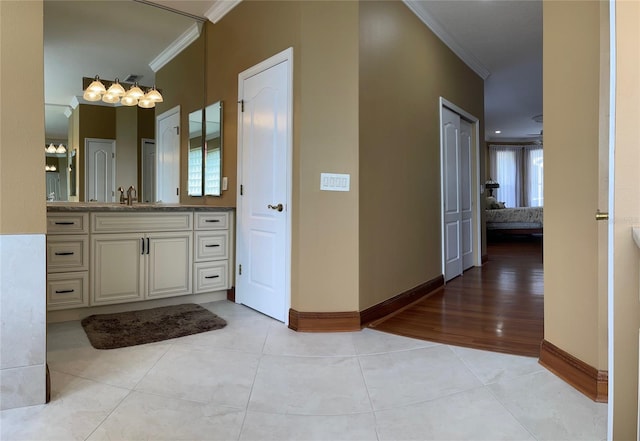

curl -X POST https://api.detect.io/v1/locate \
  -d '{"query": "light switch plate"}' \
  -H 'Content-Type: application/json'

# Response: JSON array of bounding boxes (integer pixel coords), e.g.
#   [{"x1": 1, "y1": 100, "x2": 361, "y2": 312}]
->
[
  {"x1": 320, "y1": 173, "x2": 350, "y2": 192},
  {"x1": 222, "y1": 177, "x2": 228, "y2": 191}
]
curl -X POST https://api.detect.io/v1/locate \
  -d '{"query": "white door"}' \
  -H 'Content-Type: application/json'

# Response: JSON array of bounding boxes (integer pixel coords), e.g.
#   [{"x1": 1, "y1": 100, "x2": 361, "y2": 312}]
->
[
  {"x1": 141, "y1": 138, "x2": 156, "y2": 203},
  {"x1": 85, "y1": 138, "x2": 115, "y2": 202},
  {"x1": 236, "y1": 48, "x2": 292, "y2": 322},
  {"x1": 156, "y1": 107, "x2": 180, "y2": 203},
  {"x1": 441, "y1": 107, "x2": 475, "y2": 282},
  {"x1": 460, "y1": 119, "x2": 474, "y2": 271}
]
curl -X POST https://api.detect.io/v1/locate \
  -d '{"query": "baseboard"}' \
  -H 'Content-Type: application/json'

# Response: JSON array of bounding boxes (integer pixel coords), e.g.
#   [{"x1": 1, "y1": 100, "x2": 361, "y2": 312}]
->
[
  {"x1": 227, "y1": 287, "x2": 235, "y2": 302},
  {"x1": 288, "y1": 309, "x2": 360, "y2": 332},
  {"x1": 359, "y1": 275, "x2": 444, "y2": 327},
  {"x1": 539, "y1": 339, "x2": 608, "y2": 402}
]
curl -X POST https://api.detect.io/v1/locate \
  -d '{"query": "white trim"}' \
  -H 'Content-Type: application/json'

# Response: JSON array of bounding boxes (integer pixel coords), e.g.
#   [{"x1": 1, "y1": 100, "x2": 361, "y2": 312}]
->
[
  {"x1": 607, "y1": 0, "x2": 616, "y2": 437},
  {"x1": 403, "y1": 0, "x2": 491, "y2": 80},
  {"x1": 237, "y1": 47, "x2": 293, "y2": 325},
  {"x1": 205, "y1": 0, "x2": 242, "y2": 24},
  {"x1": 439, "y1": 97, "x2": 482, "y2": 280},
  {"x1": 149, "y1": 22, "x2": 203, "y2": 73}
]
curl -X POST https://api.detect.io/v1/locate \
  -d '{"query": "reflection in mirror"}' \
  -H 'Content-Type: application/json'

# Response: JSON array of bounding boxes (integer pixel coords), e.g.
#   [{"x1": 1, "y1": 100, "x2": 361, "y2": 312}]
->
[
  {"x1": 187, "y1": 101, "x2": 223, "y2": 197},
  {"x1": 44, "y1": 1, "x2": 202, "y2": 202},
  {"x1": 204, "y1": 101, "x2": 223, "y2": 196},
  {"x1": 188, "y1": 109, "x2": 204, "y2": 196}
]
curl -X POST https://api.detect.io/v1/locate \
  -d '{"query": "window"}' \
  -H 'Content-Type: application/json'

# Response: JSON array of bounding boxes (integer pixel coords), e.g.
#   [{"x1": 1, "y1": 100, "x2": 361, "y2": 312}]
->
[{"x1": 489, "y1": 144, "x2": 543, "y2": 207}]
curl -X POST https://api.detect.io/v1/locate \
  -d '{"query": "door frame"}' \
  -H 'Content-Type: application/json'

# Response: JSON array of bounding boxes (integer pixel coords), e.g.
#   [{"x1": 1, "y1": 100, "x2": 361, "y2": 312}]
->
[
  {"x1": 439, "y1": 97, "x2": 482, "y2": 278},
  {"x1": 236, "y1": 47, "x2": 293, "y2": 325},
  {"x1": 84, "y1": 137, "x2": 116, "y2": 202},
  {"x1": 155, "y1": 105, "x2": 181, "y2": 204}
]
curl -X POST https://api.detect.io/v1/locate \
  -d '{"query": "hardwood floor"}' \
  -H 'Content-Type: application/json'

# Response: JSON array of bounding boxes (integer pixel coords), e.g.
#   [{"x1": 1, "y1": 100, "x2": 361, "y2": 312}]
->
[{"x1": 371, "y1": 236, "x2": 544, "y2": 357}]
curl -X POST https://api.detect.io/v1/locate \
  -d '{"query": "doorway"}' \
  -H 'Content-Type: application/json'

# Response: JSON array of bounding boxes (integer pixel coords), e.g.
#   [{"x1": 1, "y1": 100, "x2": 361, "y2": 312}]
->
[
  {"x1": 141, "y1": 138, "x2": 156, "y2": 203},
  {"x1": 156, "y1": 106, "x2": 180, "y2": 204},
  {"x1": 236, "y1": 48, "x2": 293, "y2": 323},
  {"x1": 440, "y1": 99, "x2": 481, "y2": 282},
  {"x1": 85, "y1": 138, "x2": 116, "y2": 202}
]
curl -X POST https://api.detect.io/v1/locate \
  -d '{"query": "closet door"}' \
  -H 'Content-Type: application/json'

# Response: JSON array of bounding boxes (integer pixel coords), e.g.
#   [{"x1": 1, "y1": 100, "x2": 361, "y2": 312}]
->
[
  {"x1": 460, "y1": 119, "x2": 473, "y2": 271},
  {"x1": 442, "y1": 107, "x2": 462, "y2": 281}
]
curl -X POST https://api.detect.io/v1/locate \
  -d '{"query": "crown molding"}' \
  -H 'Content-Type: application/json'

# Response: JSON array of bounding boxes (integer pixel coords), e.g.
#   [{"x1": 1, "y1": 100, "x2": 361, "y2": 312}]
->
[
  {"x1": 149, "y1": 22, "x2": 203, "y2": 73},
  {"x1": 402, "y1": 0, "x2": 491, "y2": 80},
  {"x1": 205, "y1": 0, "x2": 242, "y2": 24}
]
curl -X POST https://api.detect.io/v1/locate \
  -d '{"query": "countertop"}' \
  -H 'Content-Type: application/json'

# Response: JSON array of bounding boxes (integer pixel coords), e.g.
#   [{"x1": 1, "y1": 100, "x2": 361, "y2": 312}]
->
[{"x1": 47, "y1": 202, "x2": 234, "y2": 212}]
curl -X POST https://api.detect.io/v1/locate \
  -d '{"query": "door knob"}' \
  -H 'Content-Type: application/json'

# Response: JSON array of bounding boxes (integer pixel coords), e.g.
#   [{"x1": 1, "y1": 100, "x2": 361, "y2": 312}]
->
[
  {"x1": 595, "y1": 210, "x2": 609, "y2": 221},
  {"x1": 268, "y1": 203, "x2": 284, "y2": 212}
]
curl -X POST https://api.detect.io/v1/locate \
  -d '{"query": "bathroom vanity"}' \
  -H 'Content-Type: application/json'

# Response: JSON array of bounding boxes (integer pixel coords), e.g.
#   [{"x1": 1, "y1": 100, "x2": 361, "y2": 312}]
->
[{"x1": 46, "y1": 203, "x2": 234, "y2": 321}]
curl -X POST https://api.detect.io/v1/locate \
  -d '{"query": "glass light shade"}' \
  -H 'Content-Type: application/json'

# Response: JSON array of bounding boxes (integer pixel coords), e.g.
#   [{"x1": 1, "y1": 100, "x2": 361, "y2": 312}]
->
[
  {"x1": 138, "y1": 97, "x2": 155, "y2": 109},
  {"x1": 83, "y1": 89, "x2": 102, "y2": 101},
  {"x1": 45, "y1": 165, "x2": 51, "y2": 171},
  {"x1": 87, "y1": 76, "x2": 106, "y2": 94},
  {"x1": 145, "y1": 87, "x2": 163, "y2": 103},
  {"x1": 120, "y1": 95, "x2": 138, "y2": 106},
  {"x1": 46, "y1": 143, "x2": 57, "y2": 154},
  {"x1": 102, "y1": 92, "x2": 120, "y2": 104},
  {"x1": 106, "y1": 79, "x2": 125, "y2": 97},
  {"x1": 56, "y1": 144, "x2": 67, "y2": 154},
  {"x1": 125, "y1": 83, "x2": 144, "y2": 100}
]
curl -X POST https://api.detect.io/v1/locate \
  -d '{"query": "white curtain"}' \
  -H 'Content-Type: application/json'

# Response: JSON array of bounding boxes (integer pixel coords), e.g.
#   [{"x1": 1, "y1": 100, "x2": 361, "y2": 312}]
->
[{"x1": 489, "y1": 144, "x2": 543, "y2": 207}]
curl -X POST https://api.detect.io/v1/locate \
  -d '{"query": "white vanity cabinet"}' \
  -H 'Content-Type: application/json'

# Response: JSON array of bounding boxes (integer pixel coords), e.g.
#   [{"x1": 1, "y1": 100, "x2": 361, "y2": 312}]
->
[
  {"x1": 46, "y1": 213, "x2": 90, "y2": 310},
  {"x1": 90, "y1": 212, "x2": 193, "y2": 306},
  {"x1": 193, "y1": 211, "x2": 233, "y2": 293}
]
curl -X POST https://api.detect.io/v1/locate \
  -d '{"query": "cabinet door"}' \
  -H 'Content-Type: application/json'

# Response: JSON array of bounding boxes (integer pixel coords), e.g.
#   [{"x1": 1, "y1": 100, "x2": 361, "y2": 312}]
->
[
  {"x1": 92, "y1": 233, "x2": 145, "y2": 305},
  {"x1": 147, "y1": 231, "x2": 193, "y2": 299}
]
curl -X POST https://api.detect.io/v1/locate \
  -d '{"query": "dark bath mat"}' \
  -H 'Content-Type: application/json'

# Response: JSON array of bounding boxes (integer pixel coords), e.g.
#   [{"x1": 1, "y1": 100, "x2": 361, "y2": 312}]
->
[{"x1": 81, "y1": 303, "x2": 227, "y2": 349}]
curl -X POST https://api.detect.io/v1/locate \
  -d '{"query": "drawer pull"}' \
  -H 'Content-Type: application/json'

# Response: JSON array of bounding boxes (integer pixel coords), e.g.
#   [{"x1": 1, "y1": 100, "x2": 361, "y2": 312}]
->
[
  {"x1": 54, "y1": 251, "x2": 75, "y2": 256},
  {"x1": 205, "y1": 219, "x2": 221, "y2": 223},
  {"x1": 205, "y1": 244, "x2": 221, "y2": 248},
  {"x1": 54, "y1": 289, "x2": 75, "y2": 294},
  {"x1": 54, "y1": 221, "x2": 75, "y2": 225},
  {"x1": 205, "y1": 275, "x2": 220, "y2": 279}
]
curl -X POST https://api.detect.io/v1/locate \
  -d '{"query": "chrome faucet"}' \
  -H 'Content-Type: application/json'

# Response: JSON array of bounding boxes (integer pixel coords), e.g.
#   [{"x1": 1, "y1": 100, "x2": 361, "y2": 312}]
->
[
  {"x1": 118, "y1": 186, "x2": 126, "y2": 204},
  {"x1": 126, "y1": 186, "x2": 137, "y2": 206},
  {"x1": 118, "y1": 186, "x2": 137, "y2": 205}
]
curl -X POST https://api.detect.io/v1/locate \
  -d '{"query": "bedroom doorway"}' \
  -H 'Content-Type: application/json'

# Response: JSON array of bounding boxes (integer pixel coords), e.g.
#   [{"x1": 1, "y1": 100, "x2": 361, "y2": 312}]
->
[{"x1": 439, "y1": 98, "x2": 481, "y2": 282}]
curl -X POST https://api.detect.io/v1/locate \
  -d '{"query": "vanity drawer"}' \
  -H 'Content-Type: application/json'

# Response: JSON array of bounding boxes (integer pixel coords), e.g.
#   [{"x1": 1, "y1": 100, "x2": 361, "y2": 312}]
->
[
  {"x1": 194, "y1": 261, "x2": 228, "y2": 293},
  {"x1": 47, "y1": 213, "x2": 89, "y2": 234},
  {"x1": 47, "y1": 235, "x2": 89, "y2": 272},
  {"x1": 47, "y1": 271, "x2": 89, "y2": 310},
  {"x1": 194, "y1": 231, "x2": 229, "y2": 262},
  {"x1": 195, "y1": 212, "x2": 229, "y2": 230},
  {"x1": 92, "y1": 212, "x2": 193, "y2": 233}
]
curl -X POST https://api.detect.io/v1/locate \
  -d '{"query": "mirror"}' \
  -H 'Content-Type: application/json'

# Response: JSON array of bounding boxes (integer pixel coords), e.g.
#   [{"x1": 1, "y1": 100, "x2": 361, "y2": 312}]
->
[
  {"x1": 188, "y1": 102, "x2": 223, "y2": 196},
  {"x1": 204, "y1": 102, "x2": 223, "y2": 196},
  {"x1": 43, "y1": 1, "x2": 207, "y2": 202}
]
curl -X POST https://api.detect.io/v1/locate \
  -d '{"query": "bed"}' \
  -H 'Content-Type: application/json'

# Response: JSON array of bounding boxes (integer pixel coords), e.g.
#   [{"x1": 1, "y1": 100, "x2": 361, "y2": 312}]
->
[{"x1": 485, "y1": 202, "x2": 543, "y2": 235}]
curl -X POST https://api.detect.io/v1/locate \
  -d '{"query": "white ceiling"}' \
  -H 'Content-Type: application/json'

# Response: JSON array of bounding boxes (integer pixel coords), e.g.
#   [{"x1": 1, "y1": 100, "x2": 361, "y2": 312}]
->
[{"x1": 44, "y1": 0, "x2": 542, "y2": 143}]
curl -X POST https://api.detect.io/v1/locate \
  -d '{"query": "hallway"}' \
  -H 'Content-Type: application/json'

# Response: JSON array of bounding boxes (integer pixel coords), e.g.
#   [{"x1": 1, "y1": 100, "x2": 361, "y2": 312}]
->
[{"x1": 372, "y1": 237, "x2": 544, "y2": 357}]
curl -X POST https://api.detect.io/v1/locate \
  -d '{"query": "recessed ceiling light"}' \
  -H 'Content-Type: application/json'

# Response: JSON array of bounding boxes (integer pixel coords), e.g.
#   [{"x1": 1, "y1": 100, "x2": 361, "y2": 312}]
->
[{"x1": 495, "y1": 130, "x2": 501, "y2": 134}]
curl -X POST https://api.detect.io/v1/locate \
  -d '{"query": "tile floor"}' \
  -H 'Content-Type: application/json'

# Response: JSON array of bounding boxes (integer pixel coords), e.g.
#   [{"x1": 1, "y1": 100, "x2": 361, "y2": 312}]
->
[{"x1": 1, "y1": 300, "x2": 607, "y2": 441}]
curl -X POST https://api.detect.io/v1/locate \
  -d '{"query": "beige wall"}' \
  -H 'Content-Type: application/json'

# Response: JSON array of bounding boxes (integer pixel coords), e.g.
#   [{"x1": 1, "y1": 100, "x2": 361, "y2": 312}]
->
[
  {"x1": 543, "y1": 0, "x2": 603, "y2": 369},
  {"x1": 358, "y1": 1, "x2": 484, "y2": 309},
  {"x1": 203, "y1": 1, "x2": 360, "y2": 311},
  {"x1": 0, "y1": 0, "x2": 46, "y2": 234},
  {"x1": 156, "y1": 29, "x2": 206, "y2": 205},
  {"x1": 611, "y1": 0, "x2": 640, "y2": 437},
  {"x1": 116, "y1": 106, "x2": 138, "y2": 190}
]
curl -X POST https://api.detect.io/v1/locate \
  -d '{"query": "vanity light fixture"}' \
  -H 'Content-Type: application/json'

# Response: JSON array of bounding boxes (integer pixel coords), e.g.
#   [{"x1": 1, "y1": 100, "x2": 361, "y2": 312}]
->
[
  {"x1": 82, "y1": 76, "x2": 163, "y2": 109},
  {"x1": 46, "y1": 143, "x2": 57, "y2": 154},
  {"x1": 56, "y1": 144, "x2": 67, "y2": 154}
]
